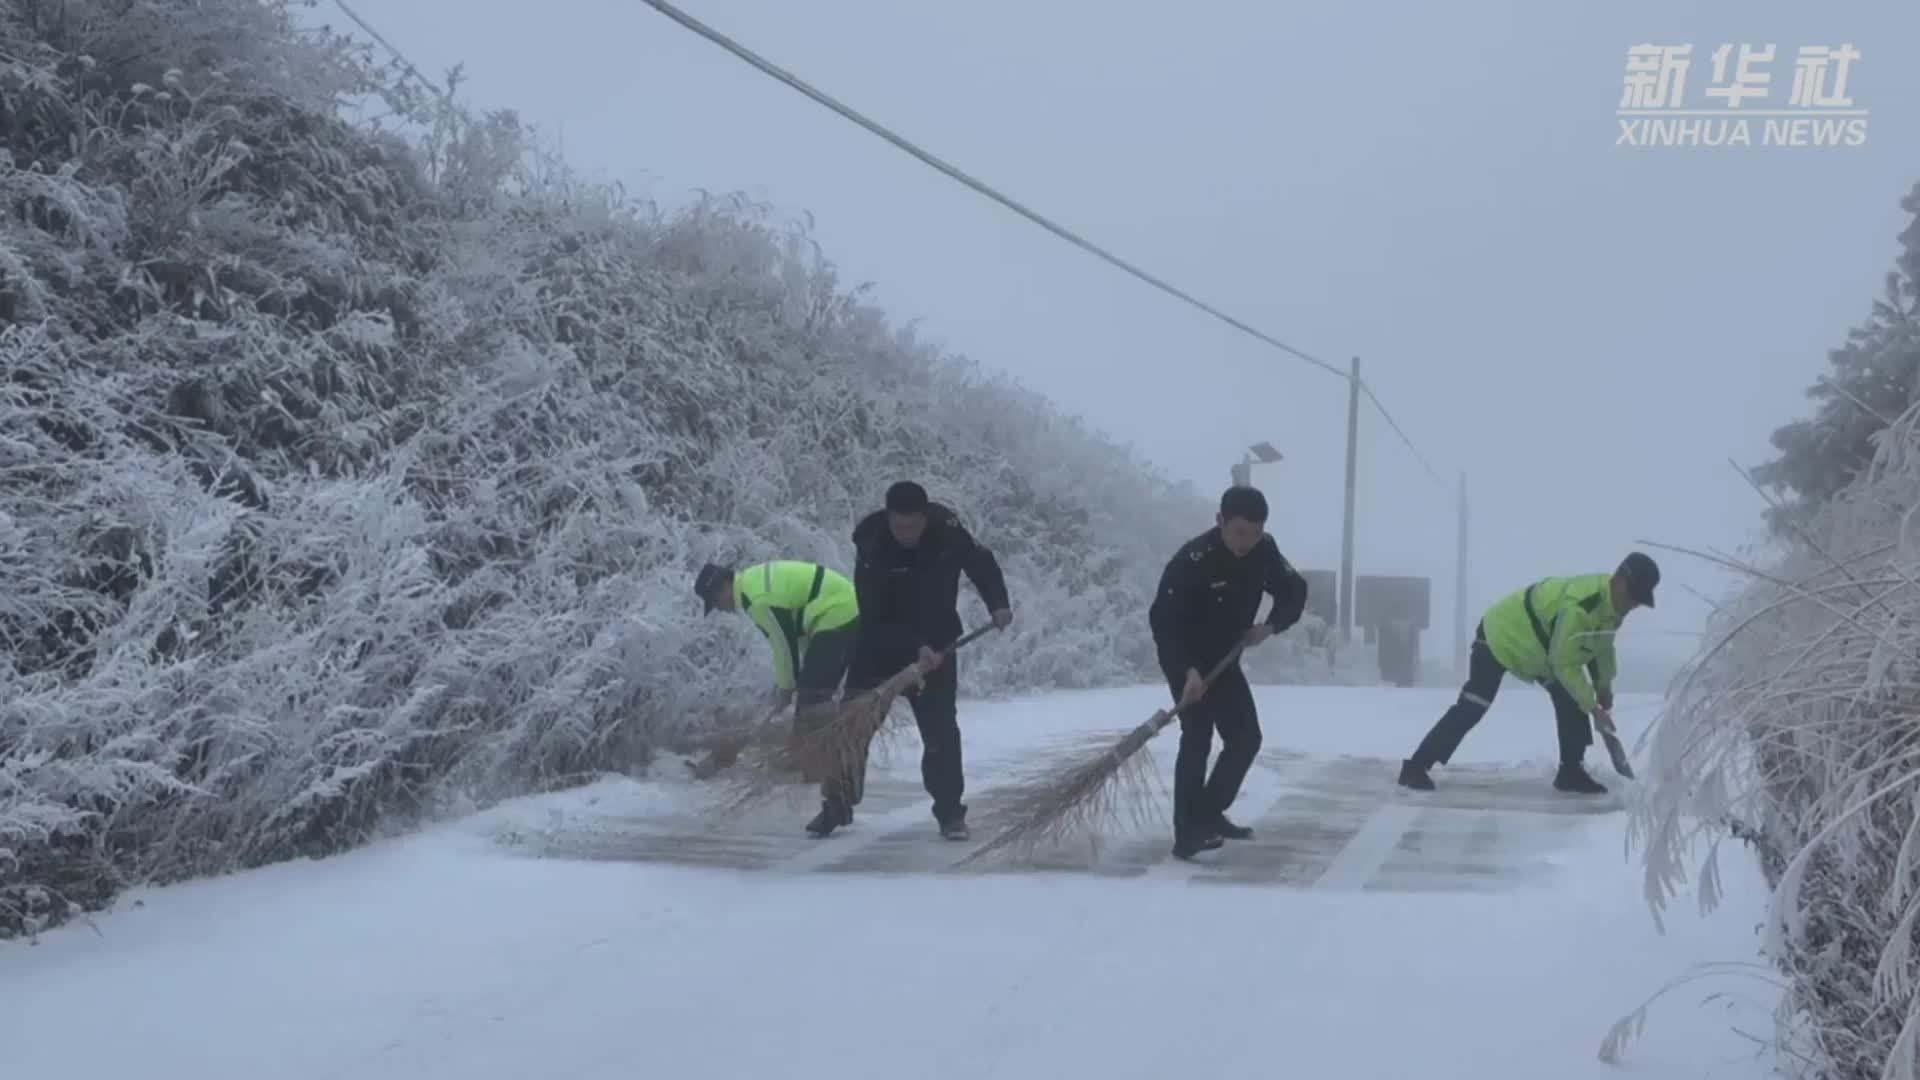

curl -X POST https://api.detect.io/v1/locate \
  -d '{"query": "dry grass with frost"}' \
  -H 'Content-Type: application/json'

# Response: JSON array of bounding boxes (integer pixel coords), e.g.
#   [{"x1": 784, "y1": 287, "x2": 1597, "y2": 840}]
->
[{"x1": 1609, "y1": 404, "x2": 1920, "y2": 1080}]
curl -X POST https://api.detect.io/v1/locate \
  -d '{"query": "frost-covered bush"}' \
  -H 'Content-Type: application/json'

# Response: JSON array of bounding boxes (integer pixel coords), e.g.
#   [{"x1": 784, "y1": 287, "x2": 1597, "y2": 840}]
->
[
  {"x1": 0, "y1": 0, "x2": 1244, "y2": 936},
  {"x1": 1241, "y1": 615, "x2": 1381, "y2": 686},
  {"x1": 1628, "y1": 402, "x2": 1920, "y2": 1080}
]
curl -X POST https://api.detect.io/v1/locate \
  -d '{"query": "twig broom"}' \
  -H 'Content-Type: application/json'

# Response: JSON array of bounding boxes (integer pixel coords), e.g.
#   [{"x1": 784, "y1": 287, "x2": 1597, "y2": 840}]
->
[
  {"x1": 959, "y1": 646, "x2": 1245, "y2": 867},
  {"x1": 683, "y1": 701, "x2": 787, "y2": 780},
  {"x1": 707, "y1": 624, "x2": 996, "y2": 816}
]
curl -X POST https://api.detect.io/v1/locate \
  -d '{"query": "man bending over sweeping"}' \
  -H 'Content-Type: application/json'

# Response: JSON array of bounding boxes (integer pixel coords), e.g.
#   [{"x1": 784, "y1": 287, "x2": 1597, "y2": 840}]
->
[
  {"x1": 1396, "y1": 552, "x2": 1660, "y2": 796},
  {"x1": 694, "y1": 559, "x2": 861, "y2": 832},
  {"x1": 1149, "y1": 485, "x2": 1310, "y2": 859}
]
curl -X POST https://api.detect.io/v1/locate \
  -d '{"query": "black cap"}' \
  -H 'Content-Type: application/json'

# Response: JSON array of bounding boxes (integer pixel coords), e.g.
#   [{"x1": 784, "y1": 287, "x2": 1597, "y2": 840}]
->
[
  {"x1": 693, "y1": 562, "x2": 733, "y2": 614},
  {"x1": 885, "y1": 480, "x2": 929, "y2": 514},
  {"x1": 1619, "y1": 551, "x2": 1659, "y2": 608}
]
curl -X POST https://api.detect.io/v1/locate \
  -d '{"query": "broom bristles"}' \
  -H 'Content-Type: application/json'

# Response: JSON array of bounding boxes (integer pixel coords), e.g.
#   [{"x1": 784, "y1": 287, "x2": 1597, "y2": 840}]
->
[
  {"x1": 958, "y1": 643, "x2": 1245, "y2": 868},
  {"x1": 693, "y1": 627, "x2": 997, "y2": 813},
  {"x1": 679, "y1": 698, "x2": 779, "y2": 778},
  {"x1": 703, "y1": 662, "x2": 927, "y2": 817},
  {"x1": 959, "y1": 712, "x2": 1175, "y2": 867}
]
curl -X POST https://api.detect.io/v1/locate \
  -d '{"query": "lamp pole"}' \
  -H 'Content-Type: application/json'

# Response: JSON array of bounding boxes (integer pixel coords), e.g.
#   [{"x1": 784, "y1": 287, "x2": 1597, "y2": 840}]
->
[
  {"x1": 1340, "y1": 356, "x2": 1360, "y2": 643},
  {"x1": 1454, "y1": 471, "x2": 1469, "y2": 678}
]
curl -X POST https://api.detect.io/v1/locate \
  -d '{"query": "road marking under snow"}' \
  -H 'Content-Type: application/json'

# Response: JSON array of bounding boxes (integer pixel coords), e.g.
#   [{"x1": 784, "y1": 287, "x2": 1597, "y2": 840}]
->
[
  {"x1": 501, "y1": 750, "x2": 1618, "y2": 892},
  {"x1": 1137, "y1": 753, "x2": 1302, "y2": 883},
  {"x1": 1312, "y1": 801, "x2": 1424, "y2": 891}
]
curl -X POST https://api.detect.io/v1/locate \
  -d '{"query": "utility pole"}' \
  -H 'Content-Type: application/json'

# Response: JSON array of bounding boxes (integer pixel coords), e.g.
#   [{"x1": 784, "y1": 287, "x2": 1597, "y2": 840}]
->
[
  {"x1": 1454, "y1": 471, "x2": 1469, "y2": 678},
  {"x1": 1339, "y1": 356, "x2": 1360, "y2": 642}
]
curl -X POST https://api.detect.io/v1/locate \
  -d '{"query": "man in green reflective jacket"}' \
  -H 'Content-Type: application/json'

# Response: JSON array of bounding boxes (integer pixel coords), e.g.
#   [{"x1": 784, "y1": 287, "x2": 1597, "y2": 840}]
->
[
  {"x1": 695, "y1": 559, "x2": 863, "y2": 834},
  {"x1": 1397, "y1": 552, "x2": 1660, "y2": 795}
]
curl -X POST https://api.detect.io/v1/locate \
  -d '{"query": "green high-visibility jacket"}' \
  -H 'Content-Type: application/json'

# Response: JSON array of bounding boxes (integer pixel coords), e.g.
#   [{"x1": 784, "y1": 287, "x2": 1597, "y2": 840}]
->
[
  {"x1": 1480, "y1": 572, "x2": 1619, "y2": 715},
  {"x1": 731, "y1": 560, "x2": 859, "y2": 691}
]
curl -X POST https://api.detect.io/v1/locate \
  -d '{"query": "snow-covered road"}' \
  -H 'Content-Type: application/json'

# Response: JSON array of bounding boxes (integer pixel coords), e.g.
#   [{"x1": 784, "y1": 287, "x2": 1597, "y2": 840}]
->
[{"x1": 1, "y1": 684, "x2": 1780, "y2": 1080}]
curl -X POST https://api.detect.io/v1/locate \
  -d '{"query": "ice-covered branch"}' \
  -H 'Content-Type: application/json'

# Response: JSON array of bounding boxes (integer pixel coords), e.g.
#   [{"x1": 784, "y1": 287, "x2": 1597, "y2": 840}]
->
[{"x1": 1628, "y1": 402, "x2": 1920, "y2": 1080}]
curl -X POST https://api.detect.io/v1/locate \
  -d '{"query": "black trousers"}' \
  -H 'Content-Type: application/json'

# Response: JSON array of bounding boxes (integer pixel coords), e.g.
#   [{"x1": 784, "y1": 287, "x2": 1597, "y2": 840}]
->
[
  {"x1": 791, "y1": 621, "x2": 858, "y2": 802},
  {"x1": 794, "y1": 621, "x2": 858, "y2": 709},
  {"x1": 1159, "y1": 657, "x2": 1262, "y2": 832},
  {"x1": 1408, "y1": 622, "x2": 1592, "y2": 769},
  {"x1": 845, "y1": 641, "x2": 965, "y2": 824}
]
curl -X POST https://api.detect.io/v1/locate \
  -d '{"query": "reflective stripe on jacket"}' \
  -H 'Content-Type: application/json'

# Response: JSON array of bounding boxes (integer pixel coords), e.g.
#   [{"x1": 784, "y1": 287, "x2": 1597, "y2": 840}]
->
[
  {"x1": 1480, "y1": 572, "x2": 1618, "y2": 714},
  {"x1": 734, "y1": 560, "x2": 859, "y2": 690}
]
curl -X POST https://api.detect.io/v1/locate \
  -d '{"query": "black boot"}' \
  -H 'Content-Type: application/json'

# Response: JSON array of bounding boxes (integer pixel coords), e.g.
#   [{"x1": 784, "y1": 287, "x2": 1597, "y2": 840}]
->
[
  {"x1": 1172, "y1": 828, "x2": 1226, "y2": 860},
  {"x1": 1553, "y1": 763, "x2": 1607, "y2": 795},
  {"x1": 806, "y1": 798, "x2": 853, "y2": 838},
  {"x1": 1398, "y1": 758, "x2": 1436, "y2": 791},
  {"x1": 937, "y1": 804, "x2": 970, "y2": 841},
  {"x1": 1200, "y1": 812, "x2": 1253, "y2": 840}
]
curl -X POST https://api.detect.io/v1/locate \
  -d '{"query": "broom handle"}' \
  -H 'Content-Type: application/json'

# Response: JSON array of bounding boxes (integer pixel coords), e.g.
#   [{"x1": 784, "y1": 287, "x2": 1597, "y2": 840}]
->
[
  {"x1": 908, "y1": 624, "x2": 992, "y2": 676},
  {"x1": 877, "y1": 624, "x2": 997, "y2": 690},
  {"x1": 910, "y1": 618, "x2": 998, "y2": 668},
  {"x1": 1156, "y1": 646, "x2": 1246, "y2": 729},
  {"x1": 944, "y1": 623, "x2": 994, "y2": 655},
  {"x1": 798, "y1": 625, "x2": 993, "y2": 711}
]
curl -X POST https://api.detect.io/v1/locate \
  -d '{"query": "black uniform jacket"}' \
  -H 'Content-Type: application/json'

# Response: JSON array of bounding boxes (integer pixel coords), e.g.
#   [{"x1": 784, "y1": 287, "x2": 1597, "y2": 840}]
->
[
  {"x1": 852, "y1": 502, "x2": 1011, "y2": 655},
  {"x1": 1149, "y1": 527, "x2": 1309, "y2": 675}
]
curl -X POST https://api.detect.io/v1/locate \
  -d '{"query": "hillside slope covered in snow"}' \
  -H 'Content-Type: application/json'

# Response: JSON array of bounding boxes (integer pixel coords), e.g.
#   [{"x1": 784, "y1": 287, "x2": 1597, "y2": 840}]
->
[{"x1": 0, "y1": 0, "x2": 1355, "y2": 936}]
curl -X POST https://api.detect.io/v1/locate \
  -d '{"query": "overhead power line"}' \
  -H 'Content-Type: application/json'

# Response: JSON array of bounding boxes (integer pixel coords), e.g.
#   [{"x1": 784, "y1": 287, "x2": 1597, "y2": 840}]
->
[
  {"x1": 1360, "y1": 379, "x2": 1441, "y2": 485},
  {"x1": 628, "y1": 0, "x2": 1349, "y2": 380},
  {"x1": 335, "y1": 0, "x2": 1448, "y2": 491},
  {"x1": 330, "y1": 0, "x2": 439, "y2": 98},
  {"x1": 630, "y1": 0, "x2": 1448, "y2": 488}
]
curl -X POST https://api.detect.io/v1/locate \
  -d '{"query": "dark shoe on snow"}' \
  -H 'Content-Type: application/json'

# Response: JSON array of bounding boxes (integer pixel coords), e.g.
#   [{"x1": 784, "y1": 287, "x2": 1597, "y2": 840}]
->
[
  {"x1": 1202, "y1": 814, "x2": 1253, "y2": 840},
  {"x1": 804, "y1": 809, "x2": 837, "y2": 838},
  {"x1": 1553, "y1": 764, "x2": 1608, "y2": 795},
  {"x1": 1172, "y1": 831, "x2": 1226, "y2": 860},
  {"x1": 935, "y1": 803, "x2": 969, "y2": 841},
  {"x1": 933, "y1": 803, "x2": 975, "y2": 837},
  {"x1": 1398, "y1": 759, "x2": 1436, "y2": 791},
  {"x1": 806, "y1": 799, "x2": 853, "y2": 838}
]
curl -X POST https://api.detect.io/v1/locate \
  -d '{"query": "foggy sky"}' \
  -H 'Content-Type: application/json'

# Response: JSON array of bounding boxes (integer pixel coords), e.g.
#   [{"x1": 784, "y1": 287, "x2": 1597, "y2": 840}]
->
[{"x1": 330, "y1": 0, "x2": 1920, "y2": 668}]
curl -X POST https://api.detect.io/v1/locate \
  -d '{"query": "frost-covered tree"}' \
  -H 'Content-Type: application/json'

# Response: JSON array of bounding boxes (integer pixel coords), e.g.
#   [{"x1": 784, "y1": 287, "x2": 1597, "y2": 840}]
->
[
  {"x1": 1750, "y1": 182, "x2": 1920, "y2": 539},
  {"x1": 1626, "y1": 403, "x2": 1920, "y2": 1080},
  {"x1": 1610, "y1": 172, "x2": 1920, "y2": 1080},
  {"x1": 0, "y1": 0, "x2": 1353, "y2": 938}
]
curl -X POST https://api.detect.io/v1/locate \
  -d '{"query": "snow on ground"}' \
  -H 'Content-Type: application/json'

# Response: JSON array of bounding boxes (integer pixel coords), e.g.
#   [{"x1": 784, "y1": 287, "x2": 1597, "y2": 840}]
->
[{"x1": 1, "y1": 683, "x2": 1781, "y2": 1080}]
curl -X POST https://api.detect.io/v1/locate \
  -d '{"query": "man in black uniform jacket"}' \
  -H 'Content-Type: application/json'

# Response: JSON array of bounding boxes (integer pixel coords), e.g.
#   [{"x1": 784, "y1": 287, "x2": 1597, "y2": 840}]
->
[
  {"x1": 831, "y1": 480, "x2": 1012, "y2": 841},
  {"x1": 1149, "y1": 485, "x2": 1309, "y2": 859}
]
